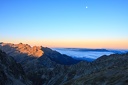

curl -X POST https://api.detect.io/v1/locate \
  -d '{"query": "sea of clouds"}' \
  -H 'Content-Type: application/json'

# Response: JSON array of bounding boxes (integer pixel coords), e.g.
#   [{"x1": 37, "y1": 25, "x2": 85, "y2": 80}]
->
[{"x1": 52, "y1": 48, "x2": 128, "y2": 61}]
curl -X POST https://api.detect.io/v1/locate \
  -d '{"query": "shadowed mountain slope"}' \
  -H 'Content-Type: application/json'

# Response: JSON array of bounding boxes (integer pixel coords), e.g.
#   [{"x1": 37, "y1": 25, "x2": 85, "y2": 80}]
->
[
  {"x1": 0, "y1": 50, "x2": 31, "y2": 85},
  {"x1": 63, "y1": 53, "x2": 128, "y2": 85}
]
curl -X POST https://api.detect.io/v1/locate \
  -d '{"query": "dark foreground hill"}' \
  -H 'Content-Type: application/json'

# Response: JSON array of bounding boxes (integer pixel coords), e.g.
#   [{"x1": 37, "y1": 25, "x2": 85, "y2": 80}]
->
[
  {"x1": 63, "y1": 53, "x2": 128, "y2": 85},
  {"x1": 0, "y1": 42, "x2": 128, "y2": 85},
  {"x1": 0, "y1": 50, "x2": 31, "y2": 85}
]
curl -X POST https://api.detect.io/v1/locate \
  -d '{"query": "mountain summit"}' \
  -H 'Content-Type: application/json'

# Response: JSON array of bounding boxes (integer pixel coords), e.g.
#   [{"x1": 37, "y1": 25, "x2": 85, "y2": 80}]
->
[{"x1": 0, "y1": 43, "x2": 43, "y2": 58}]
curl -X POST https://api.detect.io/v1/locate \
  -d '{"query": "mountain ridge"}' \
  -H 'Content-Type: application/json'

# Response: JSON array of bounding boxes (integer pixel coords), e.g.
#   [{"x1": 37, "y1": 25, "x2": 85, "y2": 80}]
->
[
  {"x1": 0, "y1": 42, "x2": 80, "y2": 65},
  {"x1": 1, "y1": 42, "x2": 128, "y2": 85}
]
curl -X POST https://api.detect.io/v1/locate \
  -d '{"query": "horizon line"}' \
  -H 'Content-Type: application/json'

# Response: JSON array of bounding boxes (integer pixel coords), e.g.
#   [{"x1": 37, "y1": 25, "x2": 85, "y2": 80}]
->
[{"x1": 1, "y1": 42, "x2": 128, "y2": 50}]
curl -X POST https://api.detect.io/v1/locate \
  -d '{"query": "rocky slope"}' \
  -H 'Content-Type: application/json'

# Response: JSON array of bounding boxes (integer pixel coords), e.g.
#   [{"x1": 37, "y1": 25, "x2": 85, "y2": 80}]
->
[
  {"x1": 1, "y1": 42, "x2": 128, "y2": 85},
  {"x1": 63, "y1": 53, "x2": 128, "y2": 85},
  {"x1": 26, "y1": 53, "x2": 128, "y2": 85},
  {"x1": 0, "y1": 50, "x2": 31, "y2": 85},
  {"x1": 42, "y1": 47, "x2": 80, "y2": 65}
]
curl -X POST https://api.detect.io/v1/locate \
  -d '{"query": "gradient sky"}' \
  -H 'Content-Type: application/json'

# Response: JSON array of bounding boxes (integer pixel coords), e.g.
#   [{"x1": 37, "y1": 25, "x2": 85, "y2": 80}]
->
[{"x1": 0, "y1": 0, "x2": 128, "y2": 49}]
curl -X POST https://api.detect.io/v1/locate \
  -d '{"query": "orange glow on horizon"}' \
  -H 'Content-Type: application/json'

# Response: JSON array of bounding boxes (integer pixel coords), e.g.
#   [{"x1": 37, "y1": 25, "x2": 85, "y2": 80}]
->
[
  {"x1": 1, "y1": 39, "x2": 128, "y2": 49},
  {"x1": 41, "y1": 40, "x2": 128, "y2": 49}
]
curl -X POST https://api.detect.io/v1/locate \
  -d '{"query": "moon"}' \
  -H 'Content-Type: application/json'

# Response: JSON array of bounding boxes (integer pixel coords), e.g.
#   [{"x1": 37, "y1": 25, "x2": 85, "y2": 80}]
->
[{"x1": 86, "y1": 6, "x2": 88, "y2": 9}]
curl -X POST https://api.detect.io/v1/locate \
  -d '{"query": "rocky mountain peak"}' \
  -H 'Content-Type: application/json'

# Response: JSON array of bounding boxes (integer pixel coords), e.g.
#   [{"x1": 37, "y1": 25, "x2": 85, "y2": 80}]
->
[{"x1": 0, "y1": 42, "x2": 43, "y2": 58}]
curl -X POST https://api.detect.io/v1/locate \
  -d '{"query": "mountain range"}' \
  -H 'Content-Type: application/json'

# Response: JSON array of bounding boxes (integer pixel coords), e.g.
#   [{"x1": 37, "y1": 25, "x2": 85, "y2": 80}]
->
[{"x1": 0, "y1": 42, "x2": 128, "y2": 85}]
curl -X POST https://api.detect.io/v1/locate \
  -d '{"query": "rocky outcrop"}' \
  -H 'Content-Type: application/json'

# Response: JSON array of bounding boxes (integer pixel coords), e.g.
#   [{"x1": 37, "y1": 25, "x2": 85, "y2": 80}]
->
[
  {"x1": 0, "y1": 50, "x2": 31, "y2": 85},
  {"x1": 0, "y1": 43, "x2": 43, "y2": 58}
]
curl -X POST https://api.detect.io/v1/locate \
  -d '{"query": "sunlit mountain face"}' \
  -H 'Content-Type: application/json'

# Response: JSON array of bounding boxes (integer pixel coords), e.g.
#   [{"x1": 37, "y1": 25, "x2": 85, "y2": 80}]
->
[{"x1": 52, "y1": 48, "x2": 128, "y2": 61}]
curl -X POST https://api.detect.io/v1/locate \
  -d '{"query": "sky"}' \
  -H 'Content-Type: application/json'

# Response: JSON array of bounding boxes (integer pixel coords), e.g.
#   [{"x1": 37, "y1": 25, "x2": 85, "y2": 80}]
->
[{"x1": 0, "y1": 0, "x2": 128, "y2": 49}]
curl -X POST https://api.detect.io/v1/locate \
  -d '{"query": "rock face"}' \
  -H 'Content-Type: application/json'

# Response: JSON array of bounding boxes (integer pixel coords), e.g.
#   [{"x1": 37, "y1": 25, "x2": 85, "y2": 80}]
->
[
  {"x1": 0, "y1": 50, "x2": 31, "y2": 85},
  {"x1": 0, "y1": 43, "x2": 43, "y2": 58}
]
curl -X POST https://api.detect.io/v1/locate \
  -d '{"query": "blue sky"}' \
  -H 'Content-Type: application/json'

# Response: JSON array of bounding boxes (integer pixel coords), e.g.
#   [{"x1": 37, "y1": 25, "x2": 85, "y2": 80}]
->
[{"x1": 0, "y1": 0, "x2": 128, "y2": 48}]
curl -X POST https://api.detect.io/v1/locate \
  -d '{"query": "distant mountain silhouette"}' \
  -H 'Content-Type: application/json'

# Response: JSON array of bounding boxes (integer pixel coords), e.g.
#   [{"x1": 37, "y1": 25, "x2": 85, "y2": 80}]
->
[
  {"x1": 65, "y1": 48, "x2": 109, "y2": 52},
  {"x1": 53, "y1": 48, "x2": 128, "y2": 61}
]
